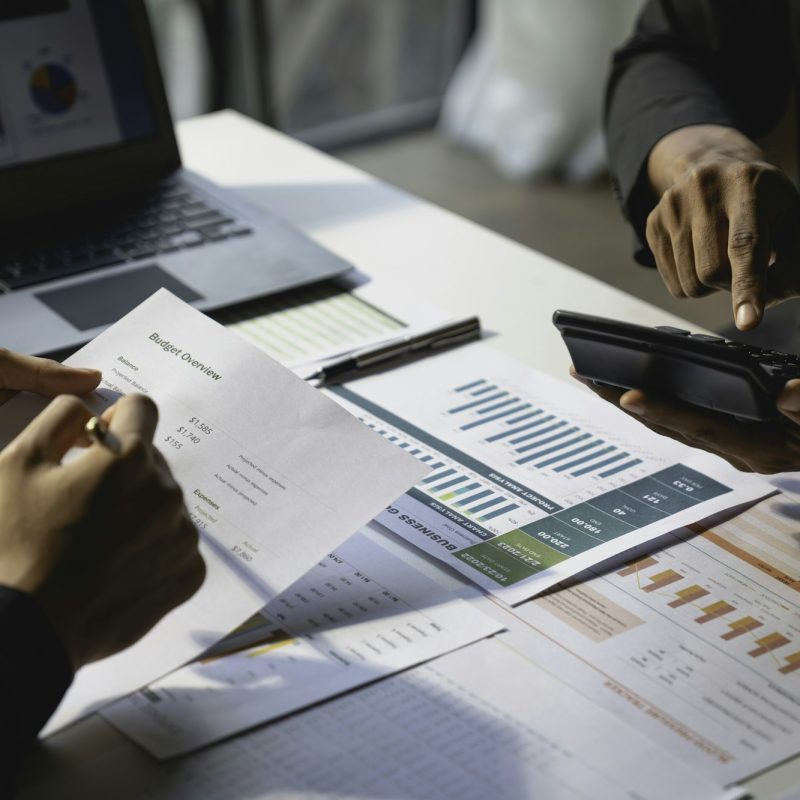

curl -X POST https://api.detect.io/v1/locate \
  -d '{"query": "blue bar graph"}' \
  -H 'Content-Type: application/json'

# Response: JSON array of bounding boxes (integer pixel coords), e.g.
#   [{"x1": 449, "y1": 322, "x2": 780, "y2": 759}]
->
[
  {"x1": 486, "y1": 416, "x2": 553, "y2": 443},
  {"x1": 454, "y1": 489, "x2": 493, "y2": 507},
  {"x1": 513, "y1": 424, "x2": 573, "y2": 449},
  {"x1": 420, "y1": 455, "x2": 433, "y2": 462},
  {"x1": 477, "y1": 397, "x2": 519, "y2": 415},
  {"x1": 506, "y1": 409, "x2": 542, "y2": 425},
  {"x1": 455, "y1": 379, "x2": 486, "y2": 392},
  {"x1": 452, "y1": 482, "x2": 480, "y2": 495},
  {"x1": 399, "y1": 442, "x2": 410, "y2": 448},
  {"x1": 479, "y1": 503, "x2": 519, "y2": 522},
  {"x1": 448, "y1": 391, "x2": 508, "y2": 414},
  {"x1": 572, "y1": 451, "x2": 627, "y2": 477},
  {"x1": 471, "y1": 384, "x2": 498, "y2": 396},
  {"x1": 468, "y1": 497, "x2": 504, "y2": 514},
  {"x1": 432, "y1": 475, "x2": 468, "y2": 491},
  {"x1": 461, "y1": 404, "x2": 532, "y2": 431},
  {"x1": 410, "y1": 449, "x2": 421, "y2": 455},
  {"x1": 600, "y1": 458, "x2": 643, "y2": 478},
  {"x1": 422, "y1": 468, "x2": 455, "y2": 484},
  {"x1": 536, "y1": 440, "x2": 604, "y2": 469},
  {"x1": 516, "y1": 433, "x2": 590, "y2": 465},
  {"x1": 555, "y1": 445, "x2": 616, "y2": 473},
  {"x1": 388, "y1": 436, "x2": 398, "y2": 442},
  {"x1": 429, "y1": 462, "x2": 444, "y2": 470}
]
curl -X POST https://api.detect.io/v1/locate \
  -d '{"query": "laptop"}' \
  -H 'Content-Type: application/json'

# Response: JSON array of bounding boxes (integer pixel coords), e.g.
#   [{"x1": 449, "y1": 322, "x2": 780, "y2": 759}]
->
[{"x1": 0, "y1": 0, "x2": 352, "y2": 356}]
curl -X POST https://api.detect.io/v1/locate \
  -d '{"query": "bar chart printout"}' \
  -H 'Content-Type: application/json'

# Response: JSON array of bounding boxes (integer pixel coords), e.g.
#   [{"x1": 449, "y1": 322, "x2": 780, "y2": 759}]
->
[
  {"x1": 329, "y1": 343, "x2": 771, "y2": 603},
  {"x1": 511, "y1": 501, "x2": 800, "y2": 785}
]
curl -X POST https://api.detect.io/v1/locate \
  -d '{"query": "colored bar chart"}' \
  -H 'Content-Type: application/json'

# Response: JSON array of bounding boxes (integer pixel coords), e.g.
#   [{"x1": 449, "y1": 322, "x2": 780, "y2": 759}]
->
[
  {"x1": 642, "y1": 569, "x2": 683, "y2": 593},
  {"x1": 721, "y1": 616, "x2": 762, "y2": 640},
  {"x1": 748, "y1": 633, "x2": 791, "y2": 657},
  {"x1": 695, "y1": 601, "x2": 735, "y2": 624},
  {"x1": 779, "y1": 652, "x2": 800, "y2": 675},
  {"x1": 668, "y1": 585, "x2": 710, "y2": 608},
  {"x1": 444, "y1": 377, "x2": 650, "y2": 483},
  {"x1": 617, "y1": 556, "x2": 658, "y2": 577}
]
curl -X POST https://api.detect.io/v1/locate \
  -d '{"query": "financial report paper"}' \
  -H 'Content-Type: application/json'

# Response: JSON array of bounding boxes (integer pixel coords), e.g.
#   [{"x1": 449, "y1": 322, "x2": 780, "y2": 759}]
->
[
  {"x1": 21, "y1": 639, "x2": 745, "y2": 800},
  {"x1": 101, "y1": 523, "x2": 502, "y2": 757},
  {"x1": 0, "y1": 290, "x2": 427, "y2": 732},
  {"x1": 329, "y1": 342, "x2": 772, "y2": 604},
  {"x1": 502, "y1": 492, "x2": 800, "y2": 785}
]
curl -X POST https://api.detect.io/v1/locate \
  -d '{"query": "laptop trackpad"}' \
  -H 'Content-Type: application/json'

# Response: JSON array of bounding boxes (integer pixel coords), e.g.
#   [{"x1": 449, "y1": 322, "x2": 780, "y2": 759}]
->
[{"x1": 37, "y1": 266, "x2": 204, "y2": 331}]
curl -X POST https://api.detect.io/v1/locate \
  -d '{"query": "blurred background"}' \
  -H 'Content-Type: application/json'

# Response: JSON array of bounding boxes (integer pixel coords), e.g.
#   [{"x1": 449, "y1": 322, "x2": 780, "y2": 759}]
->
[{"x1": 144, "y1": 0, "x2": 794, "y2": 335}]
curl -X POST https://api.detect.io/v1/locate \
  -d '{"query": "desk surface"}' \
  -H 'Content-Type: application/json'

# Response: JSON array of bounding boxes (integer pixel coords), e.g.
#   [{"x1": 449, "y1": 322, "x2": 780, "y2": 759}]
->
[{"x1": 20, "y1": 110, "x2": 800, "y2": 799}]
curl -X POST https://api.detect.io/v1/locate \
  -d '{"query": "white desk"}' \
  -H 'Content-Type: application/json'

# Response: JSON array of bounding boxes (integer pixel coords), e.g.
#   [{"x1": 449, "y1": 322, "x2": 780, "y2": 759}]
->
[{"x1": 19, "y1": 110, "x2": 800, "y2": 799}]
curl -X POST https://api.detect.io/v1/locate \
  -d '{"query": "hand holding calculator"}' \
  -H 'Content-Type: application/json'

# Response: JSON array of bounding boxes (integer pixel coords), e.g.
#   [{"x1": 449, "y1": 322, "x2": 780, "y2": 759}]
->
[{"x1": 553, "y1": 310, "x2": 800, "y2": 474}]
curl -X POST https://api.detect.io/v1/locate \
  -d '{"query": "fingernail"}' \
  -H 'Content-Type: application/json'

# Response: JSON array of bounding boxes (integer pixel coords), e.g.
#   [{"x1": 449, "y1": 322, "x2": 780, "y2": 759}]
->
[
  {"x1": 778, "y1": 380, "x2": 800, "y2": 412},
  {"x1": 620, "y1": 396, "x2": 644, "y2": 415},
  {"x1": 735, "y1": 302, "x2": 759, "y2": 330}
]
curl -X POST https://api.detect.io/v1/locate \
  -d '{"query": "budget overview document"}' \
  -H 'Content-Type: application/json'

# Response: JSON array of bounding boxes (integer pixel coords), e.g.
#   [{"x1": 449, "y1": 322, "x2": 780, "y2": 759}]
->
[{"x1": 0, "y1": 290, "x2": 428, "y2": 732}]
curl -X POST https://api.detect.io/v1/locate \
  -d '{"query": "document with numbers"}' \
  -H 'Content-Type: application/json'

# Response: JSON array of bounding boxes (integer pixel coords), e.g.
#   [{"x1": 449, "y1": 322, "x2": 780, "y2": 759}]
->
[
  {"x1": 329, "y1": 343, "x2": 773, "y2": 604},
  {"x1": 102, "y1": 523, "x2": 502, "y2": 757},
  {"x1": 0, "y1": 289, "x2": 428, "y2": 733}
]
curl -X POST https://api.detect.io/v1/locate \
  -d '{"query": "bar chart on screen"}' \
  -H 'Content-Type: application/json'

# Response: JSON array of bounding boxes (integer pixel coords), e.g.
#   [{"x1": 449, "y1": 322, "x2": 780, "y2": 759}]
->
[{"x1": 328, "y1": 343, "x2": 769, "y2": 604}]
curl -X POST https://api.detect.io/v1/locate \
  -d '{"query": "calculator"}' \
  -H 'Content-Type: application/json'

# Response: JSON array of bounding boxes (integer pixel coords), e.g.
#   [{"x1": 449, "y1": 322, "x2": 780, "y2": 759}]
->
[{"x1": 553, "y1": 310, "x2": 800, "y2": 422}]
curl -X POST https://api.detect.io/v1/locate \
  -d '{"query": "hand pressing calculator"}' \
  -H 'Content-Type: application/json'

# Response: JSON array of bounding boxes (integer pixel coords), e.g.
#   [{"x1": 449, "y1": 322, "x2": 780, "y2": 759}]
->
[{"x1": 553, "y1": 310, "x2": 800, "y2": 422}]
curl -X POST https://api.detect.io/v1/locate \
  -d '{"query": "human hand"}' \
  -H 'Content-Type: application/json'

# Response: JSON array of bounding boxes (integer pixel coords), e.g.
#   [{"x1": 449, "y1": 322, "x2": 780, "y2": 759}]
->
[
  {"x1": 0, "y1": 393, "x2": 206, "y2": 669},
  {"x1": 646, "y1": 125, "x2": 800, "y2": 331},
  {"x1": 0, "y1": 347, "x2": 102, "y2": 406},
  {"x1": 571, "y1": 367, "x2": 800, "y2": 474}
]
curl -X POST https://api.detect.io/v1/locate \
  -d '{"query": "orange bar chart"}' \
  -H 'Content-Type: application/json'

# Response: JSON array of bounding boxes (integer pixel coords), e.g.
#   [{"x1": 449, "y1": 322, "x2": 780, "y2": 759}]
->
[
  {"x1": 617, "y1": 556, "x2": 658, "y2": 577},
  {"x1": 642, "y1": 569, "x2": 683, "y2": 593},
  {"x1": 721, "y1": 616, "x2": 762, "y2": 641},
  {"x1": 695, "y1": 600, "x2": 735, "y2": 624},
  {"x1": 748, "y1": 633, "x2": 791, "y2": 658},
  {"x1": 668, "y1": 585, "x2": 709, "y2": 608},
  {"x1": 780, "y1": 652, "x2": 800, "y2": 675}
]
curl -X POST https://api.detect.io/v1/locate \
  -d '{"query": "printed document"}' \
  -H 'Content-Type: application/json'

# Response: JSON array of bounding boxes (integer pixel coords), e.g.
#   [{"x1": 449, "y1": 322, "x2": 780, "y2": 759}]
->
[
  {"x1": 23, "y1": 640, "x2": 745, "y2": 800},
  {"x1": 0, "y1": 290, "x2": 427, "y2": 732},
  {"x1": 503, "y1": 492, "x2": 800, "y2": 784},
  {"x1": 329, "y1": 342, "x2": 772, "y2": 604},
  {"x1": 101, "y1": 523, "x2": 502, "y2": 757}
]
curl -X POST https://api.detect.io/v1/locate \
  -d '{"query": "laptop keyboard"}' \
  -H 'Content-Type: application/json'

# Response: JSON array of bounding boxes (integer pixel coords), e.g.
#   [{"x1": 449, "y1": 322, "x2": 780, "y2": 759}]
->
[{"x1": 0, "y1": 180, "x2": 253, "y2": 291}]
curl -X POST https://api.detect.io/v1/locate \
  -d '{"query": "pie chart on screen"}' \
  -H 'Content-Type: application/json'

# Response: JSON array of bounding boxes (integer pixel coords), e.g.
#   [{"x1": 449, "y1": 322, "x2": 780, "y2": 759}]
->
[{"x1": 29, "y1": 63, "x2": 77, "y2": 115}]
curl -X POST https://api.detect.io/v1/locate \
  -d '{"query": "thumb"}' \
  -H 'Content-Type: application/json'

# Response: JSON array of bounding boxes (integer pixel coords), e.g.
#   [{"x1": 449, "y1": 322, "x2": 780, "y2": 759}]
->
[{"x1": 776, "y1": 379, "x2": 800, "y2": 424}]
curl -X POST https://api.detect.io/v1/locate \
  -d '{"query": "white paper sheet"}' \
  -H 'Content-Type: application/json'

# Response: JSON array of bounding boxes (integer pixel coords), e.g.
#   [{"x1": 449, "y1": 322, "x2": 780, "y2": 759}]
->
[
  {"x1": 0, "y1": 290, "x2": 427, "y2": 733},
  {"x1": 498, "y1": 492, "x2": 800, "y2": 785},
  {"x1": 329, "y1": 342, "x2": 773, "y2": 604},
  {"x1": 101, "y1": 523, "x2": 502, "y2": 757},
  {"x1": 24, "y1": 639, "x2": 744, "y2": 800}
]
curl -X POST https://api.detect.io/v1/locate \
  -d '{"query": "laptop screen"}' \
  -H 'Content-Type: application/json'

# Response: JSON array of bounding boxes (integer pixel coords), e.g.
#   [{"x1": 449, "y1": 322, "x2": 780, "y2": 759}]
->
[{"x1": 0, "y1": 0, "x2": 155, "y2": 168}]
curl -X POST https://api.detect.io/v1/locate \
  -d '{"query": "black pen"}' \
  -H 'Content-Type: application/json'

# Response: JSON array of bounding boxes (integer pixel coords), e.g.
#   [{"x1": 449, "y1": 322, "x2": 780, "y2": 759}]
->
[{"x1": 306, "y1": 316, "x2": 481, "y2": 386}]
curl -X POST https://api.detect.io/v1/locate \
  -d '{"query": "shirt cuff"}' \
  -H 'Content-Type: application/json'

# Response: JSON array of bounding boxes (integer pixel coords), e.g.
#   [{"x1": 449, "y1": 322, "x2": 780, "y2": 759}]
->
[{"x1": 0, "y1": 586, "x2": 73, "y2": 762}]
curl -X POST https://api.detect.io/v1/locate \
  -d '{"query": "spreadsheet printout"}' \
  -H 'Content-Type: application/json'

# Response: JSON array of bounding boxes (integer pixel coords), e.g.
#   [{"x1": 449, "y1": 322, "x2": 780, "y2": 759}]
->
[
  {"x1": 21, "y1": 639, "x2": 744, "y2": 800},
  {"x1": 101, "y1": 524, "x2": 502, "y2": 757}
]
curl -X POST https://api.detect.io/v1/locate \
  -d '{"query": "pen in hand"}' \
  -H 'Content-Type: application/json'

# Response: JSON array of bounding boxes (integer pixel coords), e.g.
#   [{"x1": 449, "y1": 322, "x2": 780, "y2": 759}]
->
[{"x1": 306, "y1": 316, "x2": 481, "y2": 386}]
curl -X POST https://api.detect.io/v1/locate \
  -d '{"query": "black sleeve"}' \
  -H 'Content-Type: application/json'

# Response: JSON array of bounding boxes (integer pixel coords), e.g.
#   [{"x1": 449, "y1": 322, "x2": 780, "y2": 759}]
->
[
  {"x1": 0, "y1": 586, "x2": 73, "y2": 797},
  {"x1": 604, "y1": 0, "x2": 794, "y2": 265}
]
